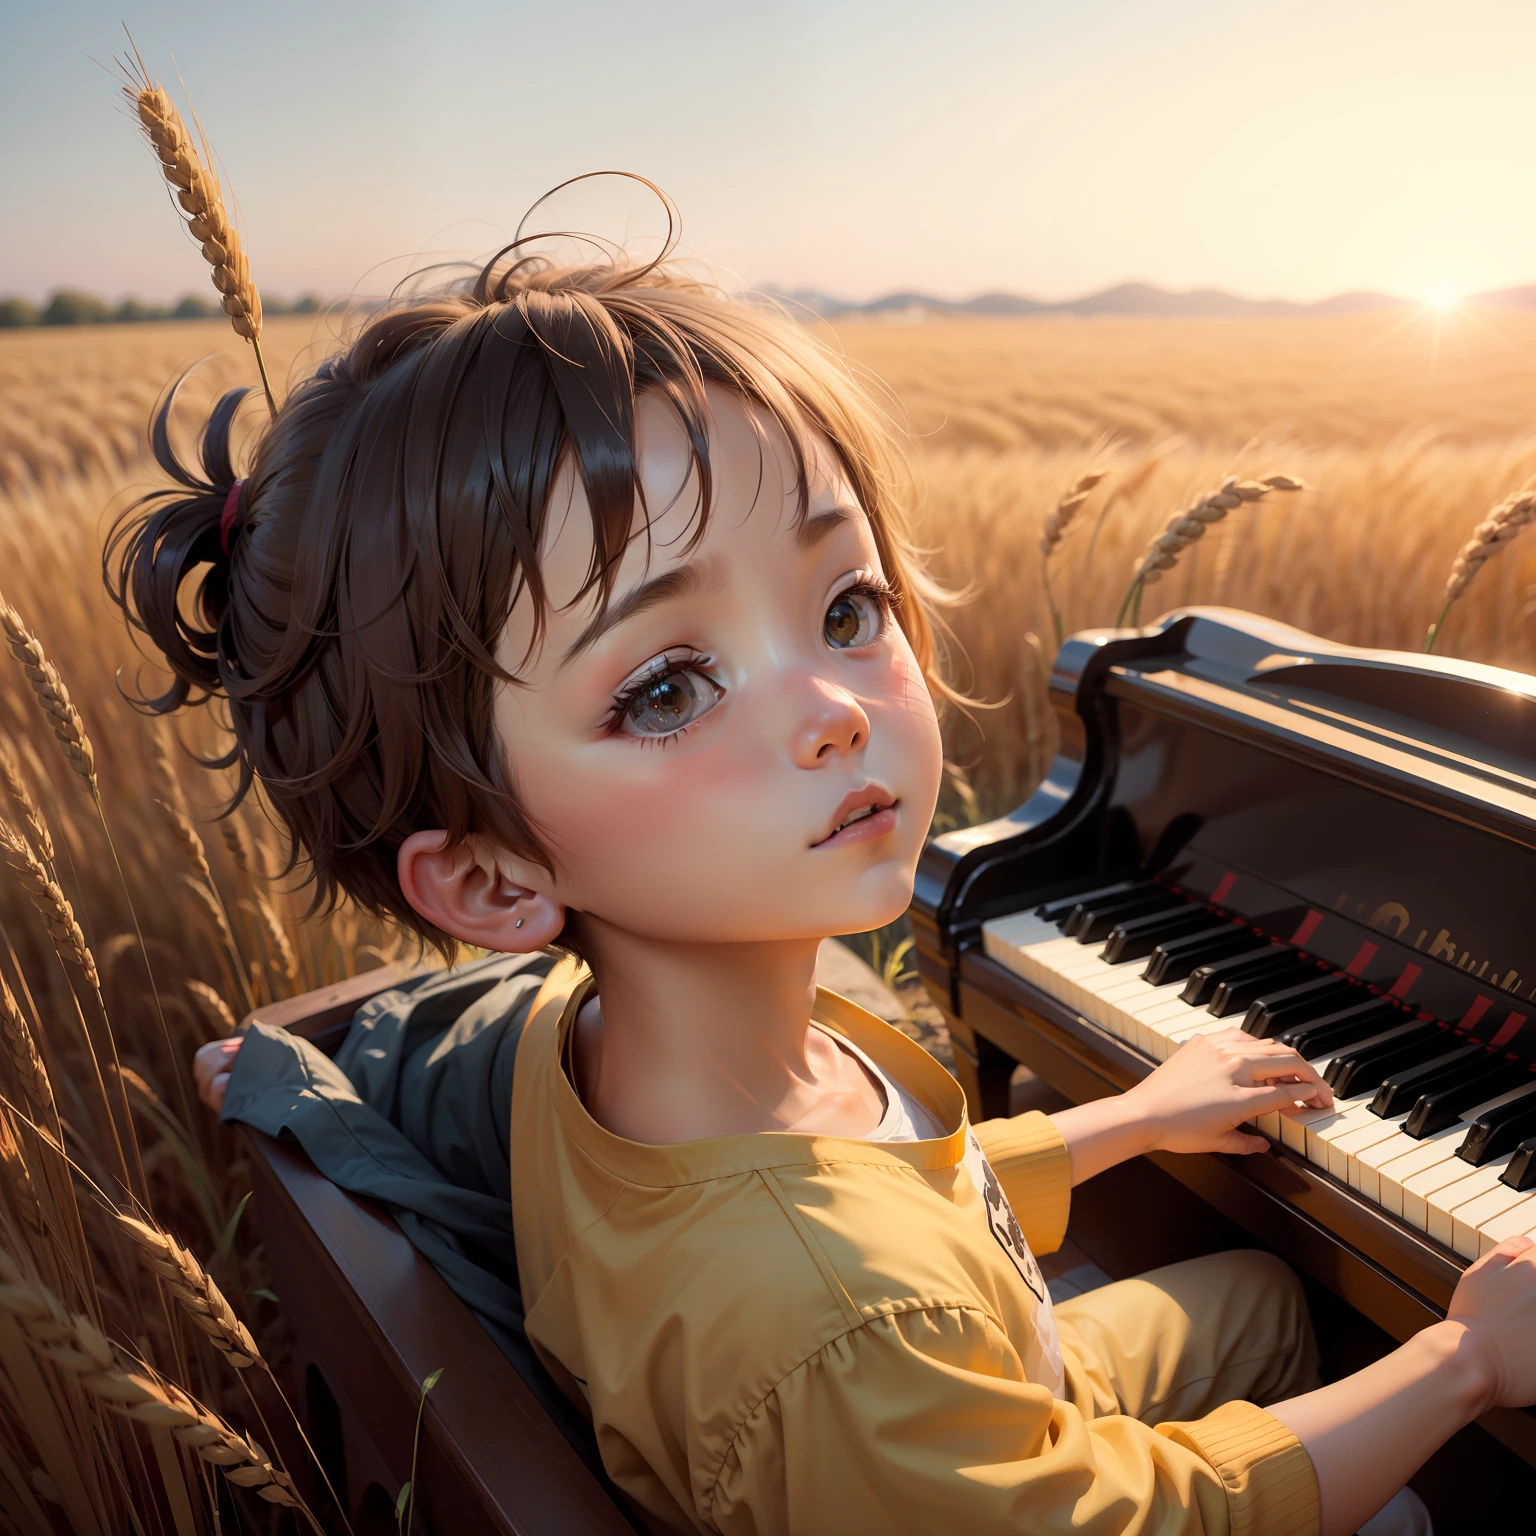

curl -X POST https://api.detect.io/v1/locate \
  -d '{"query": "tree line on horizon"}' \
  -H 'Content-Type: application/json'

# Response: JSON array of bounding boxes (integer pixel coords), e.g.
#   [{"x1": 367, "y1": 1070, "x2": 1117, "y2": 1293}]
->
[{"x1": 0, "y1": 290, "x2": 326, "y2": 329}]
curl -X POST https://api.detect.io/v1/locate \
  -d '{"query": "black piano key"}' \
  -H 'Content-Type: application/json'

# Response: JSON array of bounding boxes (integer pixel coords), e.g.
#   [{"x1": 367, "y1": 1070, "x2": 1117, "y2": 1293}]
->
[
  {"x1": 1181, "y1": 944, "x2": 1293, "y2": 1008},
  {"x1": 1100, "y1": 905, "x2": 1211, "y2": 965},
  {"x1": 1142, "y1": 925, "x2": 1257, "y2": 986},
  {"x1": 1209, "y1": 960, "x2": 1321, "y2": 1018},
  {"x1": 1325, "y1": 1021, "x2": 1443, "y2": 1097},
  {"x1": 1276, "y1": 999, "x2": 1402, "y2": 1058},
  {"x1": 1402, "y1": 1062, "x2": 1529, "y2": 1139},
  {"x1": 1501, "y1": 1138, "x2": 1536, "y2": 1192},
  {"x1": 1037, "y1": 879, "x2": 1148, "y2": 926},
  {"x1": 1242, "y1": 975, "x2": 1358, "y2": 1038},
  {"x1": 1369, "y1": 1044, "x2": 1489, "y2": 1119},
  {"x1": 1066, "y1": 888, "x2": 1182, "y2": 942},
  {"x1": 1458, "y1": 1081, "x2": 1536, "y2": 1166}
]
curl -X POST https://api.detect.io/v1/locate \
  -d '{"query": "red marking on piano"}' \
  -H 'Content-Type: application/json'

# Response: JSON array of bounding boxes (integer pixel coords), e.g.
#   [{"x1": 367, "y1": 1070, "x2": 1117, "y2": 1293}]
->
[
  {"x1": 1388, "y1": 964, "x2": 1421, "y2": 999},
  {"x1": 1346, "y1": 941, "x2": 1378, "y2": 976},
  {"x1": 1457, "y1": 997, "x2": 1493, "y2": 1032},
  {"x1": 1291, "y1": 910, "x2": 1324, "y2": 947},
  {"x1": 1491, "y1": 1012, "x2": 1529, "y2": 1050},
  {"x1": 1211, "y1": 872, "x2": 1238, "y2": 906}
]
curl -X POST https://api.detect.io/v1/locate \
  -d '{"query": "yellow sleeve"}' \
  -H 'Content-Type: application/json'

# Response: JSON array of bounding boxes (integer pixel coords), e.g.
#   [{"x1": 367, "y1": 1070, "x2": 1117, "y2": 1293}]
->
[
  {"x1": 974, "y1": 1110, "x2": 1073, "y2": 1256},
  {"x1": 709, "y1": 1305, "x2": 1318, "y2": 1536}
]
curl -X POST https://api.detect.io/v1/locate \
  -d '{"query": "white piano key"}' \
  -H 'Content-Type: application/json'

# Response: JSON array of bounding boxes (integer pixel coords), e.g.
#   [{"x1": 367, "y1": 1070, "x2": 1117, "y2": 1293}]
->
[
  {"x1": 1138, "y1": 999, "x2": 1216, "y2": 1059},
  {"x1": 1301, "y1": 1100, "x2": 1378, "y2": 1166},
  {"x1": 1081, "y1": 974, "x2": 1182, "y2": 1042},
  {"x1": 1454, "y1": 1181, "x2": 1534, "y2": 1258},
  {"x1": 982, "y1": 912, "x2": 1056, "y2": 950},
  {"x1": 1402, "y1": 1153, "x2": 1489, "y2": 1232},
  {"x1": 1478, "y1": 1194, "x2": 1536, "y2": 1255},
  {"x1": 1354, "y1": 1127, "x2": 1425, "y2": 1203},
  {"x1": 1376, "y1": 1129, "x2": 1465, "y2": 1219},
  {"x1": 1328, "y1": 1114, "x2": 1405, "y2": 1186},
  {"x1": 1424, "y1": 1158, "x2": 1515, "y2": 1249}
]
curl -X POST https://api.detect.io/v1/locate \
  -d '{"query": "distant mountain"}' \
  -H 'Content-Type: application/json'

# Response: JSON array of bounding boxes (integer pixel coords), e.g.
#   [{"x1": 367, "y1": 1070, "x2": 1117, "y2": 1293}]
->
[
  {"x1": 1471, "y1": 285, "x2": 1536, "y2": 308},
  {"x1": 776, "y1": 281, "x2": 1533, "y2": 319}
]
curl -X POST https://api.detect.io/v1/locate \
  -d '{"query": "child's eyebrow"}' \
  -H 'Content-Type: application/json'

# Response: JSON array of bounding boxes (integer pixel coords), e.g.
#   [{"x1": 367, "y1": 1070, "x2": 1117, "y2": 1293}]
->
[
  {"x1": 562, "y1": 556, "x2": 726, "y2": 665},
  {"x1": 796, "y1": 506, "x2": 858, "y2": 548}
]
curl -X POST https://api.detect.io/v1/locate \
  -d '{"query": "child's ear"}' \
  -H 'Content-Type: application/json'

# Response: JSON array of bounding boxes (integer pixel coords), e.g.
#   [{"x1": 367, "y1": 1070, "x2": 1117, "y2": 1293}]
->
[{"x1": 396, "y1": 830, "x2": 565, "y2": 953}]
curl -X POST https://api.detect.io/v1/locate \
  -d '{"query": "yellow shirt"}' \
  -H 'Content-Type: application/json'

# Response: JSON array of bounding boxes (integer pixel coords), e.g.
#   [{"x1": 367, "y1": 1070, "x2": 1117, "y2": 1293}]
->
[{"x1": 510, "y1": 958, "x2": 1317, "y2": 1535}]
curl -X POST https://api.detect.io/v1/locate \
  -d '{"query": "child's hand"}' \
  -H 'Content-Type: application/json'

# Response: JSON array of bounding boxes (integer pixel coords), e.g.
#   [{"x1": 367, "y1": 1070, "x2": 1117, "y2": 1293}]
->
[
  {"x1": 1447, "y1": 1234, "x2": 1536, "y2": 1410},
  {"x1": 1126, "y1": 1028, "x2": 1333, "y2": 1156},
  {"x1": 192, "y1": 1035, "x2": 243, "y2": 1114}
]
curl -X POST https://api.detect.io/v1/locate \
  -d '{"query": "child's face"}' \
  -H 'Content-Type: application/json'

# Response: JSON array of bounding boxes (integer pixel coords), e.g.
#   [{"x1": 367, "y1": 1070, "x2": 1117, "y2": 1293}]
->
[{"x1": 492, "y1": 385, "x2": 944, "y2": 948}]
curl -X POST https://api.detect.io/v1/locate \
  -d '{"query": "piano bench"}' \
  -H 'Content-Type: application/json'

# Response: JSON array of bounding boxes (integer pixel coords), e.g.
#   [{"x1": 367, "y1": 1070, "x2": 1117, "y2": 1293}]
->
[{"x1": 236, "y1": 966, "x2": 638, "y2": 1536}]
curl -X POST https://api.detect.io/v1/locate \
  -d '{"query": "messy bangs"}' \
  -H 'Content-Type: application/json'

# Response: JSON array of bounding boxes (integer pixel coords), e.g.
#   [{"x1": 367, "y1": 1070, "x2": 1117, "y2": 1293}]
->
[{"x1": 108, "y1": 239, "x2": 941, "y2": 954}]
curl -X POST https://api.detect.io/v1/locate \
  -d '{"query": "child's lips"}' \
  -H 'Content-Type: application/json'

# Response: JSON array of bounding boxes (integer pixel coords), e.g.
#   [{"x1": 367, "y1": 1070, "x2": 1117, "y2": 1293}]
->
[{"x1": 811, "y1": 798, "x2": 899, "y2": 849}]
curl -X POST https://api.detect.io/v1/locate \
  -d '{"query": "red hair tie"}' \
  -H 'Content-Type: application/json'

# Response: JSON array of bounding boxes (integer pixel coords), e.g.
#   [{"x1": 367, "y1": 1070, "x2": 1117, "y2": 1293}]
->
[{"x1": 220, "y1": 480, "x2": 246, "y2": 555}]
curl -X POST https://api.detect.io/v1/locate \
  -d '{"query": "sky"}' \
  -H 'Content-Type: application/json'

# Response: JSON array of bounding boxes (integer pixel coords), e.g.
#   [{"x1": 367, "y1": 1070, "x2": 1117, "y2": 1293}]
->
[{"x1": 4, "y1": 0, "x2": 1536, "y2": 306}]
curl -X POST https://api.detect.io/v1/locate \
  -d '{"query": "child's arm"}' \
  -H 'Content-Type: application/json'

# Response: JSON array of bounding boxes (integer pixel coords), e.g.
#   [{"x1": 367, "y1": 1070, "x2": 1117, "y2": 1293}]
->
[
  {"x1": 1046, "y1": 1027, "x2": 1332, "y2": 1185},
  {"x1": 1269, "y1": 1234, "x2": 1536, "y2": 1535}
]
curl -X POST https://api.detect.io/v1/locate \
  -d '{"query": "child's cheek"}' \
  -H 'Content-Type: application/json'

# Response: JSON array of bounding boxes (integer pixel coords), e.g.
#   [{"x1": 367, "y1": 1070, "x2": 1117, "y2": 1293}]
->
[{"x1": 528, "y1": 728, "x2": 770, "y2": 903}]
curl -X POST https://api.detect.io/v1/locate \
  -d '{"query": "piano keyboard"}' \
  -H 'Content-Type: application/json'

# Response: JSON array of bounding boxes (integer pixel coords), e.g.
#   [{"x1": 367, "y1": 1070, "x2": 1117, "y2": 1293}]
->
[{"x1": 983, "y1": 878, "x2": 1536, "y2": 1264}]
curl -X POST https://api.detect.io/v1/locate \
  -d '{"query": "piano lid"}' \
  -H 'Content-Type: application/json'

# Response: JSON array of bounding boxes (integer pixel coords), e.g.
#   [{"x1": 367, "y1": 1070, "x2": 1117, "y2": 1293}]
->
[{"x1": 1102, "y1": 608, "x2": 1536, "y2": 847}]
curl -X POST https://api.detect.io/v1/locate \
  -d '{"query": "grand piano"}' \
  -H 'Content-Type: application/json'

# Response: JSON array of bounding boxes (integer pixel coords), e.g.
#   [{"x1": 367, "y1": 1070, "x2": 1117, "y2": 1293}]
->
[{"x1": 911, "y1": 606, "x2": 1536, "y2": 1467}]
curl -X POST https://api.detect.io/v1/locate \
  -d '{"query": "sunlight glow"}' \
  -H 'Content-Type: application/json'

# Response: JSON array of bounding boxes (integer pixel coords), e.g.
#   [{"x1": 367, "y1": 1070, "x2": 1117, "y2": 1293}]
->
[{"x1": 1423, "y1": 285, "x2": 1464, "y2": 311}]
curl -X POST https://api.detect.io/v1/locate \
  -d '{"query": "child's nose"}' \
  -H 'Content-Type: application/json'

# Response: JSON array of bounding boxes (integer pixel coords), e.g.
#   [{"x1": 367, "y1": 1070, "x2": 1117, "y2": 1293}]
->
[{"x1": 791, "y1": 677, "x2": 870, "y2": 767}]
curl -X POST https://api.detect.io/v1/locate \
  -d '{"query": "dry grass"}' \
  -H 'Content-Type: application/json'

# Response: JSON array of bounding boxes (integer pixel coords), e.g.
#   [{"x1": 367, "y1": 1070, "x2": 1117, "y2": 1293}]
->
[
  {"x1": 832, "y1": 306, "x2": 1536, "y2": 814},
  {"x1": 0, "y1": 317, "x2": 408, "y2": 1530},
  {"x1": 2, "y1": 300, "x2": 1536, "y2": 1525}
]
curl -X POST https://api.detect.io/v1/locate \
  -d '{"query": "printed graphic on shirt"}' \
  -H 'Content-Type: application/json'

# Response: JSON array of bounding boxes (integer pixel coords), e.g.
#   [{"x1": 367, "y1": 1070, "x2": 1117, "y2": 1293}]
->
[
  {"x1": 962, "y1": 1129, "x2": 1065, "y2": 1397},
  {"x1": 979, "y1": 1158, "x2": 1047, "y2": 1303}
]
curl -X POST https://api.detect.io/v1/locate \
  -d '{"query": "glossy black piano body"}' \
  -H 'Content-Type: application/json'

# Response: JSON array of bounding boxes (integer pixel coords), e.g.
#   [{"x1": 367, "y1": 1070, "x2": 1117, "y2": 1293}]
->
[{"x1": 911, "y1": 606, "x2": 1536, "y2": 1465}]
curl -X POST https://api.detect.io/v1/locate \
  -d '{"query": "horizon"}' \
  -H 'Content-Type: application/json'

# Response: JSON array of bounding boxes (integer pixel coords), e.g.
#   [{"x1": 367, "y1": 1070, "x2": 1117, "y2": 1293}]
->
[{"x1": 7, "y1": 1, "x2": 1536, "y2": 307}]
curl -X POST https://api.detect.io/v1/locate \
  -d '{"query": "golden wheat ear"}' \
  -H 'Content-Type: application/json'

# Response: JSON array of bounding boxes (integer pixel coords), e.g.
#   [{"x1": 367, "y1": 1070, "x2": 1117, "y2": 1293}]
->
[
  {"x1": 1116, "y1": 473, "x2": 1306, "y2": 628},
  {"x1": 1425, "y1": 486, "x2": 1536, "y2": 652},
  {"x1": 117, "y1": 48, "x2": 278, "y2": 418}
]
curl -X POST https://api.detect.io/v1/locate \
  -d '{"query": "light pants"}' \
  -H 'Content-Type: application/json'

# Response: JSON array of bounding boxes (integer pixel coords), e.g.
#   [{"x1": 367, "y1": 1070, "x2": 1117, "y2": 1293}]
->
[
  {"x1": 1054, "y1": 1251, "x2": 1432, "y2": 1536},
  {"x1": 1054, "y1": 1249, "x2": 1321, "y2": 1429}
]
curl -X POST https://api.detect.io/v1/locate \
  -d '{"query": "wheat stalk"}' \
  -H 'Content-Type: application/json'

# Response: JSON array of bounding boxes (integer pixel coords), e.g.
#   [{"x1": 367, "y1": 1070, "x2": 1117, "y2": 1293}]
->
[
  {"x1": 177, "y1": 874, "x2": 236, "y2": 952},
  {"x1": 186, "y1": 980, "x2": 236, "y2": 1038},
  {"x1": 0, "y1": 1251, "x2": 309, "y2": 1513},
  {"x1": 221, "y1": 817, "x2": 254, "y2": 872},
  {"x1": 122, "y1": 59, "x2": 277, "y2": 417},
  {"x1": 0, "y1": 1114, "x2": 41, "y2": 1235},
  {"x1": 1039, "y1": 469, "x2": 1107, "y2": 646},
  {"x1": 0, "y1": 978, "x2": 52, "y2": 1121},
  {"x1": 155, "y1": 799, "x2": 214, "y2": 887},
  {"x1": 114, "y1": 1213, "x2": 260, "y2": 1371},
  {"x1": 147, "y1": 721, "x2": 189, "y2": 816},
  {"x1": 249, "y1": 892, "x2": 298, "y2": 983},
  {"x1": 0, "y1": 603, "x2": 96, "y2": 800},
  {"x1": 1426, "y1": 487, "x2": 1536, "y2": 652},
  {"x1": 1116, "y1": 474, "x2": 1306, "y2": 627},
  {"x1": 0, "y1": 735, "x2": 52, "y2": 867},
  {"x1": 0, "y1": 822, "x2": 97, "y2": 987}
]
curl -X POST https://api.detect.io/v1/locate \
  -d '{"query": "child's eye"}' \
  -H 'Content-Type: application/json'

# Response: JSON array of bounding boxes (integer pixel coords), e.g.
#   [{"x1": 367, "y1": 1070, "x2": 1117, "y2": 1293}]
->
[
  {"x1": 612, "y1": 662, "x2": 723, "y2": 739},
  {"x1": 824, "y1": 583, "x2": 892, "y2": 650}
]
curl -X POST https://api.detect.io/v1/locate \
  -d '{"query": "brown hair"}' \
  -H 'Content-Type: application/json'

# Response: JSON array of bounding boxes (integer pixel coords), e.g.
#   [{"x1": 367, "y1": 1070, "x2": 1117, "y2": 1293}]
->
[{"x1": 107, "y1": 234, "x2": 940, "y2": 951}]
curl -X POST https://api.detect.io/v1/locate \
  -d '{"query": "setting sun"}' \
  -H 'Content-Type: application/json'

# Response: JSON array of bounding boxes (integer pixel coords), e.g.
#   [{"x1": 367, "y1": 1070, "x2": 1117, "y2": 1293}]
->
[{"x1": 1423, "y1": 284, "x2": 1464, "y2": 311}]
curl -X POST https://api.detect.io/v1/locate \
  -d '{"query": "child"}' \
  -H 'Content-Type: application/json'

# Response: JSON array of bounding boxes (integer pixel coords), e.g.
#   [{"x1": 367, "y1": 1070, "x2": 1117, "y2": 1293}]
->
[{"x1": 140, "y1": 234, "x2": 1536, "y2": 1536}]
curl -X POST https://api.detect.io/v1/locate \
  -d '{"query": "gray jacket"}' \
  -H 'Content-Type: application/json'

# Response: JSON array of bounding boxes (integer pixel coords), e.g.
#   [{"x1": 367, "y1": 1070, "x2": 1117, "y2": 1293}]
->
[{"x1": 220, "y1": 952, "x2": 555, "y2": 1340}]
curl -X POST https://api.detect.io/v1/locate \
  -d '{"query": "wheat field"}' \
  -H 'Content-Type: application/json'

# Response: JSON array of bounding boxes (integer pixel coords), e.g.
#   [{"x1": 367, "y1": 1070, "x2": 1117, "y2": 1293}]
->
[{"x1": 2, "y1": 303, "x2": 1536, "y2": 1529}]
